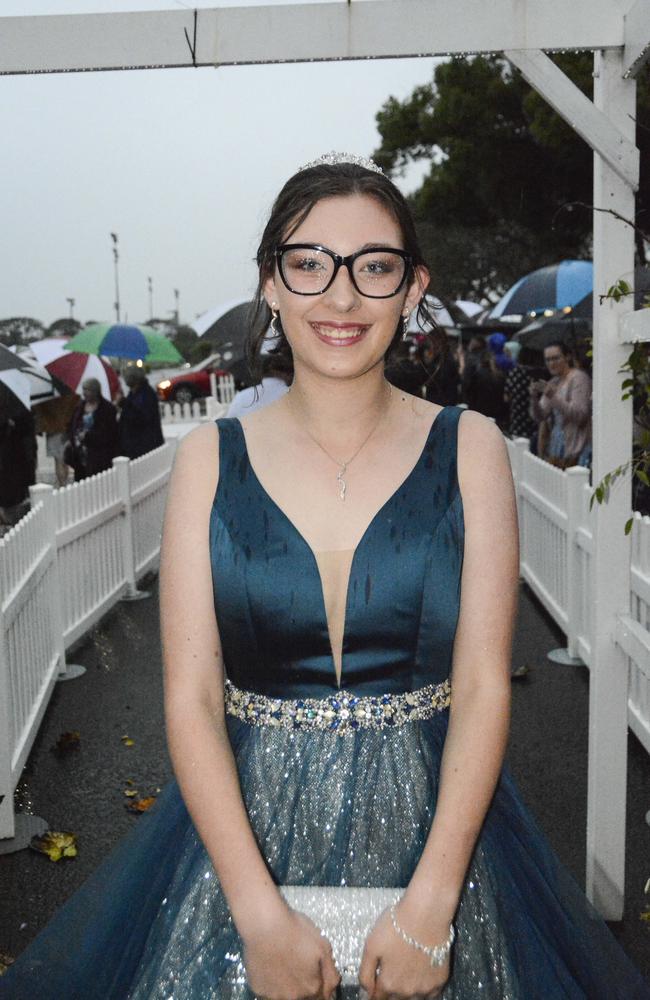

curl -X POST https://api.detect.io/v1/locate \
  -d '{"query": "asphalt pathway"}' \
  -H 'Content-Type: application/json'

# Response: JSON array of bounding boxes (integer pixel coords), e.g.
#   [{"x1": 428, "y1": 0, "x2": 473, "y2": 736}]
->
[{"x1": 0, "y1": 579, "x2": 648, "y2": 979}]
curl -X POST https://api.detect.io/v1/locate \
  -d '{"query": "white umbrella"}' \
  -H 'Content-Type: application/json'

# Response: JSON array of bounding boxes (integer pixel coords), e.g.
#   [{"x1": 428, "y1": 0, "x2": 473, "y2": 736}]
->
[
  {"x1": 0, "y1": 368, "x2": 31, "y2": 410},
  {"x1": 30, "y1": 338, "x2": 119, "y2": 402}
]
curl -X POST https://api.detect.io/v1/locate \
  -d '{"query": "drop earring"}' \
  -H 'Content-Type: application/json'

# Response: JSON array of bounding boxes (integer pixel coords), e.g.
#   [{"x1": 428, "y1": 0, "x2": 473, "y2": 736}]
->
[
  {"x1": 401, "y1": 311, "x2": 410, "y2": 341},
  {"x1": 270, "y1": 302, "x2": 280, "y2": 337}
]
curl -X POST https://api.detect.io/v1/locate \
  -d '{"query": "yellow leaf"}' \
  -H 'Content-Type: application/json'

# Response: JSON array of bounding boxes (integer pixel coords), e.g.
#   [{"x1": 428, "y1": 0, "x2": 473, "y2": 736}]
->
[
  {"x1": 121, "y1": 736, "x2": 135, "y2": 747},
  {"x1": 640, "y1": 909, "x2": 650, "y2": 923},
  {"x1": 126, "y1": 796, "x2": 156, "y2": 814},
  {"x1": 123, "y1": 789, "x2": 138, "y2": 797},
  {"x1": 30, "y1": 830, "x2": 78, "y2": 862}
]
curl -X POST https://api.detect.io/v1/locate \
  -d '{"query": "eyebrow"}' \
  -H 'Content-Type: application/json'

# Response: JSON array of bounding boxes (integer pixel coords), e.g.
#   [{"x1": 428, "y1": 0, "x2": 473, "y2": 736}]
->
[{"x1": 289, "y1": 241, "x2": 405, "y2": 252}]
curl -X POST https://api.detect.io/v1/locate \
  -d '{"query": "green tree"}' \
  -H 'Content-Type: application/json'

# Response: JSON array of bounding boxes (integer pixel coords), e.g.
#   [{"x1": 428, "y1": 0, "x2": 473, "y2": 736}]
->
[
  {"x1": 374, "y1": 55, "x2": 649, "y2": 302},
  {"x1": 0, "y1": 317, "x2": 45, "y2": 347},
  {"x1": 46, "y1": 317, "x2": 82, "y2": 338},
  {"x1": 170, "y1": 324, "x2": 199, "y2": 362}
]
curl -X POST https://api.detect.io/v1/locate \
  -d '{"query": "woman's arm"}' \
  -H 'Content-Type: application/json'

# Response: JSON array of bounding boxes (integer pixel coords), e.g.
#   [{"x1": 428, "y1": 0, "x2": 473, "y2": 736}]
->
[
  {"x1": 360, "y1": 411, "x2": 518, "y2": 999},
  {"x1": 405, "y1": 411, "x2": 517, "y2": 909},
  {"x1": 161, "y1": 424, "x2": 339, "y2": 1000},
  {"x1": 548, "y1": 370, "x2": 591, "y2": 427},
  {"x1": 161, "y1": 424, "x2": 280, "y2": 929}
]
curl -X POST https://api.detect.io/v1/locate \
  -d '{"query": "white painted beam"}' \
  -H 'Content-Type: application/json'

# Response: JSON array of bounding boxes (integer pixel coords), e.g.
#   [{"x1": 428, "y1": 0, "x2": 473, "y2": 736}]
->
[
  {"x1": 505, "y1": 48, "x2": 639, "y2": 191},
  {"x1": 623, "y1": 0, "x2": 650, "y2": 77},
  {"x1": 0, "y1": 1, "x2": 624, "y2": 76},
  {"x1": 619, "y1": 307, "x2": 650, "y2": 343},
  {"x1": 587, "y1": 48, "x2": 636, "y2": 922}
]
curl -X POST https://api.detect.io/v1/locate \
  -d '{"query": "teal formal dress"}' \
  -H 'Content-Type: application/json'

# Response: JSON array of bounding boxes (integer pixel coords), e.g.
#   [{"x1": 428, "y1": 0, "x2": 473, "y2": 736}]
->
[{"x1": 1, "y1": 408, "x2": 648, "y2": 998}]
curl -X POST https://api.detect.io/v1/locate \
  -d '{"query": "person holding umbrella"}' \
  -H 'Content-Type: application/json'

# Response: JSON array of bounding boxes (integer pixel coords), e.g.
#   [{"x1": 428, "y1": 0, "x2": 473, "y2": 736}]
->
[
  {"x1": 65, "y1": 378, "x2": 119, "y2": 480},
  {"x1": 117, "y1": 366, "x2": 164, "y2": 459},
  {"x1": 0, "y1": 407, "x2": 36, "y2": 527}
]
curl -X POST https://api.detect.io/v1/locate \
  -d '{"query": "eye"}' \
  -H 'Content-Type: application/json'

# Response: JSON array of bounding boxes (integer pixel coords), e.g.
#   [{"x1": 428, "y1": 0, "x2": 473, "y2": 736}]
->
[
  {"x1": 355, "y1": 252, "x2": 404, "y2": 279},
  {"x1": 284, "y1": 251, "x2": 327, "y2": 272}
]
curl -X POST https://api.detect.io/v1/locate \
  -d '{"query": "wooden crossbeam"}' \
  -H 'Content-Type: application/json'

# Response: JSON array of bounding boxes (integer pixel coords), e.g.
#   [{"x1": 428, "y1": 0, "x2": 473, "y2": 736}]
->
[
  {"x1": 505, "y1": 48, "x2": 639, "y2": 190},
  {"x1": 619, "y1": 308, "x2": 650, "y2": 343},
  {"x1": 0, "y1": 1, "x2": 624, "y2": 76},
  {"x1": 623, "y1": 0, "x2": 650, "y2": 77}
]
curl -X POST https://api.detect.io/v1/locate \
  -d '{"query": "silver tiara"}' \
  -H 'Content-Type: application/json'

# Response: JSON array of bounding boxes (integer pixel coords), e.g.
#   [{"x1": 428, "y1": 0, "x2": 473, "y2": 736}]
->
[{"x1": 297, "y1": 151, "x2": 384, "y2": 175}]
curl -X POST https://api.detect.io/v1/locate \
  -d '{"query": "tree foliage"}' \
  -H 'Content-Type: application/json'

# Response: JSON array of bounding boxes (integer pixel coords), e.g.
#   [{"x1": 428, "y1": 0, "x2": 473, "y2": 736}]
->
[
  {"x1": 374, "y1": 55, "x2": 649, "y2": 302},
  {"x1": 0, "y1": 317, "x2": 45, "y2": 347},
  {"x1": 46, "y1": 318, "x2": 82, "y2": 338}
]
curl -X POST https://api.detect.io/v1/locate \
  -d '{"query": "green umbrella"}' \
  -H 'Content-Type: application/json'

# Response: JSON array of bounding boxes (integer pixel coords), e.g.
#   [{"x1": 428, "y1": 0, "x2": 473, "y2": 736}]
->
[{"x1": 65, "y1": 323, "x2": 183, "y2": 364}]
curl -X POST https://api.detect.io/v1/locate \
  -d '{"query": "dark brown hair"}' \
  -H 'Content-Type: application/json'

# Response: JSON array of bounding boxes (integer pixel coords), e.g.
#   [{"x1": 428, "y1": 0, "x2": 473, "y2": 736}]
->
[{"x1": 246, "y1": 162, "x2": 445, "y2": 380}]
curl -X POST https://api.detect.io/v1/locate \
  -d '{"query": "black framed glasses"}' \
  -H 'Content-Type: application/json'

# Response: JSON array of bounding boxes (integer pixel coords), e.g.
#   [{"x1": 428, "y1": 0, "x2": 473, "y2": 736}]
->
[{"x1": 274, "y1": 243, "x2": 412, "y2": 298}]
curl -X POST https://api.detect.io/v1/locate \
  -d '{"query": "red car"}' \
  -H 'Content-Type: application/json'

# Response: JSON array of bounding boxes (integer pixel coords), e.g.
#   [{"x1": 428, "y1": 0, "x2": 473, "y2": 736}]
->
[{"x1": 156, "y1": 354, "x2": 229, "y2": 405}]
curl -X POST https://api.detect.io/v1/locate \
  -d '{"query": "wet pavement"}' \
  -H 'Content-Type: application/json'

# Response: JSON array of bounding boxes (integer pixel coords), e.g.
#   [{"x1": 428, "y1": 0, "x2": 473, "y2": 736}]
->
[{"x1": 0, "y1": 579, "x2": 648, "y2": 978}]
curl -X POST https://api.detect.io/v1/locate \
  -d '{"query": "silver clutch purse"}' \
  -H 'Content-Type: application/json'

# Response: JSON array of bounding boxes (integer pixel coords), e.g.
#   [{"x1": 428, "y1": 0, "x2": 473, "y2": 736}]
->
[{"x1": 280, "y1": 886, "x2": 404, "y2": 985}]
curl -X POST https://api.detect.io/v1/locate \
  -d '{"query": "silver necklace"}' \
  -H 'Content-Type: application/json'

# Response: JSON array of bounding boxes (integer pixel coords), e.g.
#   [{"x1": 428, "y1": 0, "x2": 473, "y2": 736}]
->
[{"x1": 291, "y1": 383, "x2": 393, "y2": 501}]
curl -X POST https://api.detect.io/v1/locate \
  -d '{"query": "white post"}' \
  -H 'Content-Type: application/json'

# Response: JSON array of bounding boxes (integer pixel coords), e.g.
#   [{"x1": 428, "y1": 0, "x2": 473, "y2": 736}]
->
[
  {"x1": 29, "y1": 483, "x2": 68, "y2": 678},
  {"x1": 209, "y1": 371, "x2": 217, "y2": 399},
  {"x1": 509, "y1": 438, "x2": 528, "y2": 555},
  {"x1": 565, "y1": 466, "x2": 590, "y2": 661},
  {"x1": 205, "y1": 396, "x2": 219, "y2": 421},
  {"x1": 0, "y1": 540, "x2": 15, "y2": 838},
  {"x1": 586, "y1": 49, "x2": 637, "y2": 918},
  {"x1": 113, "y1": 457, "x2": 140, "y2": 599}
]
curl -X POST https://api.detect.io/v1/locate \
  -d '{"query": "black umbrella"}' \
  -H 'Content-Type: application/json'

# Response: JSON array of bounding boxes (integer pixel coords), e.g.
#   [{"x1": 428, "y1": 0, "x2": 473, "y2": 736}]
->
[{"x1": 513, "y1": 316, "x2": 592, "y2": 354}]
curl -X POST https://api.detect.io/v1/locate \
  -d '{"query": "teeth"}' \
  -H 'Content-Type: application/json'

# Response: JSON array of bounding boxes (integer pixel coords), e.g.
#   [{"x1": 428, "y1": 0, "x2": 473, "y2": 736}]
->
[{"x1": 313, "y1": 325, "x2": 366, "y2": 340}]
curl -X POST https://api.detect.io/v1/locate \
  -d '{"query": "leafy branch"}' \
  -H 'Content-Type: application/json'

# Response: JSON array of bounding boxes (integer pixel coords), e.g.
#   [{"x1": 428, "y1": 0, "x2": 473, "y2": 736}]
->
[{"x1": 591, "y1": 278, "x2": 650, "y2": 533}]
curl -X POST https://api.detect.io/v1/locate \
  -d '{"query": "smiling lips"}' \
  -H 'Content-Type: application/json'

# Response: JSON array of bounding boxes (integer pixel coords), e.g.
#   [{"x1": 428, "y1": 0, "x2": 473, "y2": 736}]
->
[{"x1": 310, "y1": 322, "x2": 370, "y2": 346}]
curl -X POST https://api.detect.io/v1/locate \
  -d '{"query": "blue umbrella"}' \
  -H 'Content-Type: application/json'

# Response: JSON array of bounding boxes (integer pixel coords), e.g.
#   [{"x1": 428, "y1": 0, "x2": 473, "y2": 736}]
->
[
  {"x1": 490, "y1": 260, "x2": 593, "y2": 320},
  {"x1": 65, "y1": 323, "x2": 182, "y2": 363}
]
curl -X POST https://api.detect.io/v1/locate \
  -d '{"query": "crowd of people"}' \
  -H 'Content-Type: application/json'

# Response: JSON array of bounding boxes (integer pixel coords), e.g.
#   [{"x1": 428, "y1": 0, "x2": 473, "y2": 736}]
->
[
  {"x1": 0, "y1": 366, "x2": 164, "y2": 529},
  {"x1": 384, "y1": 330, "x2": 593, "y2": 469}
]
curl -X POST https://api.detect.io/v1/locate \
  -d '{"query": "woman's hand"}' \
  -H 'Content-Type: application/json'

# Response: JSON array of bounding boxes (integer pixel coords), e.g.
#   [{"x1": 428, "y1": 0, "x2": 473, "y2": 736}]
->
[
  {"x1": 358, "y1": 903, "x2": 451, "y2": 1000},
  {"x1": 242, "y1": 904, "x2": 341, "y2": 1000}
]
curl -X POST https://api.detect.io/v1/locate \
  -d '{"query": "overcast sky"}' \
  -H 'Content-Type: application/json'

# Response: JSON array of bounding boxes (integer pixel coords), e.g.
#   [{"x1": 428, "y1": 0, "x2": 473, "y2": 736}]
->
[{"x1": 1, "y1": 1, "x2": 439, "y2": 329}]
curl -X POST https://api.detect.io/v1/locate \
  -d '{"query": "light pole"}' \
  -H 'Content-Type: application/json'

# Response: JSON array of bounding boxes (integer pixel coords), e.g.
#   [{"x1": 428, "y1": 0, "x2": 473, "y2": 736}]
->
[
  {"x1": 173, "y1": 288, "x2": 180, "y2": 325},
  {"x1": 147, "y1": 276, "x2": 153, "y2": 320},
  {"x1": 66, "y1": 297, "x2": 75, "y2": 320},
  {"x1": 110, "y1": 232, "x2": 120, "y2": 324}
]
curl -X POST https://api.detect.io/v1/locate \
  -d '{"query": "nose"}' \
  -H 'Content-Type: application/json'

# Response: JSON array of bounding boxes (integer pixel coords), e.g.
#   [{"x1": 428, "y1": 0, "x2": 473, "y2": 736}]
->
[{"x1": 322, "y1": 262, "x2": 361, "y2": 312}]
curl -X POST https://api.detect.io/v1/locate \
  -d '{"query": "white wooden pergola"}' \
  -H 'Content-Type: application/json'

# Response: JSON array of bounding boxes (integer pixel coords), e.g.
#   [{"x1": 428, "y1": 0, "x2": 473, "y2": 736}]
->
[{"x1": 2, "y1": 1, "x2": 649, "y2": 919}]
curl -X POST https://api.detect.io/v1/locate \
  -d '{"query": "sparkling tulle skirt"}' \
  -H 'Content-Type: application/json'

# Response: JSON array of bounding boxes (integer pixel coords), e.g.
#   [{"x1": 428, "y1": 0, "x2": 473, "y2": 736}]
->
[{"x1": 1, "y1": 712, "x2": 648, "y2": 999}]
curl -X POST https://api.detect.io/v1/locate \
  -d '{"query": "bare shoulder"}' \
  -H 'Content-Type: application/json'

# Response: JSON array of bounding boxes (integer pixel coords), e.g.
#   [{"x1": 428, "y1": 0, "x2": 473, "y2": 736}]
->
[
  {"x1": 456, "y1": 410, "x2": 512, "y2": 498},
  {"x1": 390, "y1": 391, "x2": 444, "y2": 431},
  {"x1": 167, "y1": 423, "x2": 220, "y2": 511}
]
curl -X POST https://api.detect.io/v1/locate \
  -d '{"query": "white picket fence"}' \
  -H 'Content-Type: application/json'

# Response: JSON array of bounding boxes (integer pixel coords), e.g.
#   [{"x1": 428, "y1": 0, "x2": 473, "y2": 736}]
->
[
  {"x1": 506, "y1": 438, "x2": 650, "y2": 755},
  {"x1": 159, "y1": 374, "x2": 236, "y2": 424},
  {"x1": 0, "y1": 442, "x2": 176, "y2": 840}
]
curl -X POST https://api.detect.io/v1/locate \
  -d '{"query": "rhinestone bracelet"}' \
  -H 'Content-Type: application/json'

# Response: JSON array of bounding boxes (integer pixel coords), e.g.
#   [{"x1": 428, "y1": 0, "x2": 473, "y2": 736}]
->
[{"x1": 389, "y1": 905, "x2": 455, "y2": 968}]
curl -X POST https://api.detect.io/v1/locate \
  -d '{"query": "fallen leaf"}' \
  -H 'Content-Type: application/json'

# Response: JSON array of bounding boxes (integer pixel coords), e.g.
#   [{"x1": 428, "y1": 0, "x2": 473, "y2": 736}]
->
[
  {"x1": 126, "y1": 796, "x2": 156, "y2": 814},
  {"x1": 51, "y1": 731, "x2": 81, "y2": 754},
  {"x1": 30, "y1": 830, "x2": 78, "y2": 862},
  {"x1": 123, "y1": 789, "x2": 138, "y2": 798},
  {"x1": 121, "y1": 735, "x2": 135, "y2": 747},
  {"x1": 0, "y1": 953, "x2": 14, "y2": 976},
  {"x1": 125, "y1": 778, "x2": 135, "y2": 785}
]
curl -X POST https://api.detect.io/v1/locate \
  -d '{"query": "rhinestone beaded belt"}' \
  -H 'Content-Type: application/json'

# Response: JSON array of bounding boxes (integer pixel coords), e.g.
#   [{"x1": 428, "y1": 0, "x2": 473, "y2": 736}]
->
[{"x1": 224, "y1": 678, "x2": 451, "y2": 734}]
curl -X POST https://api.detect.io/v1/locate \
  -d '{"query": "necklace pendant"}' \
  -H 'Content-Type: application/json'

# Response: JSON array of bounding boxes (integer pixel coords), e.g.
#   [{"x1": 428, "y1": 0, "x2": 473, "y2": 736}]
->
[{"x1": 336, "y1": 467, "x2": 347, "y2": 502}]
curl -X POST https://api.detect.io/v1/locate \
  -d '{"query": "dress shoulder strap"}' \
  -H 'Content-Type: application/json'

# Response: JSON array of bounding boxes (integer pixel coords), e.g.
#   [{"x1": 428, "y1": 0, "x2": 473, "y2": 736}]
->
[{"x1": 214, "y1": 417, "x2": 246, "y2": 484}]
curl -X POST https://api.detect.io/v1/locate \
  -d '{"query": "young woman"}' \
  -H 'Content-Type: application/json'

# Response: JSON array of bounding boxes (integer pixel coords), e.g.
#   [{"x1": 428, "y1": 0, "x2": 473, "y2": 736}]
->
[
  {"x1": 529, "y1": 341, "x2": 592, "y2": 468},
  {"x1": 2, "y1": 156, "x2": 647, "y2": 1000}
]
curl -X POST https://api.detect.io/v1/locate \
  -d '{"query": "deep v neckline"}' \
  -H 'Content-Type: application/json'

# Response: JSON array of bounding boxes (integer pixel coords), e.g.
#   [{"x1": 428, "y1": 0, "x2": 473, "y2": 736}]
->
[{"x1": 234, "y1": 408, "x2": 447, "y2": 687}]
